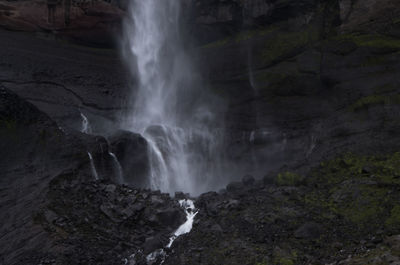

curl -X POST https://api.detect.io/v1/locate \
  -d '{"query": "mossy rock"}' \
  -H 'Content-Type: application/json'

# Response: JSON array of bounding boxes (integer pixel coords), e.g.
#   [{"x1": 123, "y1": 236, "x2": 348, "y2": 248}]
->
[
  {"x1": 275, "y1": 172, "x2": 305, "y2": 186},
  {"x1": 201, "y1": 26, "x2": 277, "y2": 49},
  {"x1": 305, "y1": 153, "x2": 400, "y2": 233},
  {"x1": 386, "y1": 205, "x2": 400, "y2": 231},
  {"x1": 348, "y1": 94, "x2": 400, "y2": 112},
  {"x1": 272, "y1": 247, "x2": 298, "y2": 265},
  {"x1": 335, "y1": 34, "x2": 400, "y2": 50},
  {"x1": 0, "y1": 118, "x2": 17, "y2": 135},
  {"x1": 261, "y1": 26, "x2": 319, "y2": 65}
]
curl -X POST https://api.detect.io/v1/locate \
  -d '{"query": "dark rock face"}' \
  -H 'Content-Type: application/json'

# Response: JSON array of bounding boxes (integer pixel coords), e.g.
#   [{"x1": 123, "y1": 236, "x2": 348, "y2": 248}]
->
[
  {"x1": 189, "y1": 0, "x2": 325, "y2": 44},
  {"x1": 0, "y1": 0, "x2": 124, "y2": 47},
  {"x1": 0, "y1": 87, "x2": 89, "y2": 264},
  {"x1": 193, "y1": 0, "x2": 400, "y2": 178},
  {"x1": 108, "y1": 130, "x2": 150, "y2": 188}
]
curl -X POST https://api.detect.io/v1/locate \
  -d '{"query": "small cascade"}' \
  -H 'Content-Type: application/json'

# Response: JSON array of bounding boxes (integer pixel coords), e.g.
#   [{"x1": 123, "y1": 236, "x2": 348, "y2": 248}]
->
[
  {"x1": 166, "y1": 199, "x2": 198, "y2": 248},
  {"x1": 125, "y1": 199, "x2": 198, "y2": 264},
  {"x1": 249, "y1": 130, "x2": 255, "y2": 144},
  {"x1": 109, "y1": 151, "x2": 124, "y2": 184},
  {"x1": 80, "y1": 112, "x2": 92, "y2": 134},
  {"x1": 145, "y1": 136, "x2": 171, "y2": 192},
  {"x1": 138, "y1": 125, "x2": 224, "y2": 195},
  {"x1": 146, "y1": 199, "x2": 198, "y2": 264},
  {"x1": 87, "y1": 152, "x2": 99, "y2": 180}
]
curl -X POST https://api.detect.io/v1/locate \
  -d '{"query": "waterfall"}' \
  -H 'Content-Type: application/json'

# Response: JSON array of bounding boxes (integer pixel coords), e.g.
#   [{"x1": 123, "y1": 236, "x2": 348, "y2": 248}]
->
[
  {"x1": 123, "y1": 0, "x2": 226, "y2": 195},
  {"x1": 88, "y1": 152, "x2": 99, "y2": 180},
  {"x1": 109, "y1": 151, "x2": 124, "y2": 184}
]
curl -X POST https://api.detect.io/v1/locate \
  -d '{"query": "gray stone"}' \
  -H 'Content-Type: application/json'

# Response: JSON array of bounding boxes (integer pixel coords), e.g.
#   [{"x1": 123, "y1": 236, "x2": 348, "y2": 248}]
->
[{"x1": 294, "y1": 222, "x2": 323, "y2": 239}]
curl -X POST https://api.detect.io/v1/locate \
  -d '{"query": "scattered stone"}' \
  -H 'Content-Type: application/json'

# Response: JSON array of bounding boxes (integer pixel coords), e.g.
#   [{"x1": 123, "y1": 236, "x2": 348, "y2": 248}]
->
[
  {"x1": 242, "y1": 174, "x2": 255, "y2": 186},
  {"x1": 104, "y1": 184, "x2": 116, "y2": 193},
  {"x1": 294, "y1": 222, "x2": 323, "y2": 239},
  {"x1": 44, "y1": 210, "x2": 58, "y2": 224},
  {"x1": 226, "y1": 181, "x2": 244, "y2": 192}
]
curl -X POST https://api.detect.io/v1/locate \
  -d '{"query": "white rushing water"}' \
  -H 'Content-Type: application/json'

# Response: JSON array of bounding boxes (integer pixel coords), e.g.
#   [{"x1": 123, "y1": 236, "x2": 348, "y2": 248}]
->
[
  {"x1": 109, "y1": 152, "x2": 124, "y2": 184},
  {"x1": 87, "y1": 152, "x2": 99, "y2": 180},
  {"x1": 123, "y1": 0, "x2": 226, "y2": 195},
  {"x1": 166, "y1": 199, "x2": 198, "y2": 248},
  {"x1": 124, "y1": 199, "x2": 198, "y2": 265},
  {"x1": 80, "y1": 112, "x2": 92, "y2": 134},
  {"x1": 80, "y1": 113, "x2": 99, "y2": 180},
  {"x1": 145, "y1": 199, "x2": 198, "y2": 264}
]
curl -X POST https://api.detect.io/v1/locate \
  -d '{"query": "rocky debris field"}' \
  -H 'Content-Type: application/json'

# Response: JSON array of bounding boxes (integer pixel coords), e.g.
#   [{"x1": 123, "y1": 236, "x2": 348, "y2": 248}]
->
[
  {"x1": 164, "y1": 153, "x2": 400, "y2": 265},
  {"x1": 25, "y1": 178, "x2": 187, "y2": 265}
]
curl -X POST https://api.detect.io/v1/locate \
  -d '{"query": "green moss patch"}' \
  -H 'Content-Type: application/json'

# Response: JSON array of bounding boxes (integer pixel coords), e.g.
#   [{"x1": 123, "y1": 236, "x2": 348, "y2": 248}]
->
[
  {"x1": 261, "y1": 26, "x2": 319, "y2": 65},
  {"x1": 201, "y1": 26, "x2": 277, "y2": 49},
  {"x1": 275, "y1": 172, "x2": 305, "y2": 186},
  {"x1": 0, "y1": 118, "x2": 17, "y2": 131},
  {"x1": 306, "y1": 153, "x2": 400, "y2": 232},
  {"x1": 336, "y1": 34, "x2": 400, "y2": 50},
  {"x1": 348, "y1": 94, "x2": 400, "y2": 112},
  {"x1": 386, "y1": 205, "x2": 400, "y2": 230}
]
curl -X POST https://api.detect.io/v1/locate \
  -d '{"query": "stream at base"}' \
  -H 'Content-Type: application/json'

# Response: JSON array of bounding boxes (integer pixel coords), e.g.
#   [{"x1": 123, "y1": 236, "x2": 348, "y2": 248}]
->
[{"x1": 124, "y1": 199, "x2": 198, "y2": 265}]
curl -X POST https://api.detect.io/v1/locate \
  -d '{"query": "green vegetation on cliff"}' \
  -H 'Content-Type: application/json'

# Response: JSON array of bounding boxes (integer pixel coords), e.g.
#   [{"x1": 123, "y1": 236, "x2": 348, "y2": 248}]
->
[{"x1": 336, "y1": 34, "x2": 400, "y2": 50}]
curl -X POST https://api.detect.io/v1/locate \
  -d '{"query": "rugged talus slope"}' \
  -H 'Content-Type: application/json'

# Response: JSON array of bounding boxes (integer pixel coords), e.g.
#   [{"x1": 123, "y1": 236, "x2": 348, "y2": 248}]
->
[{"x1": 164, "y1": 153, "x2": 400, "y2": 264}]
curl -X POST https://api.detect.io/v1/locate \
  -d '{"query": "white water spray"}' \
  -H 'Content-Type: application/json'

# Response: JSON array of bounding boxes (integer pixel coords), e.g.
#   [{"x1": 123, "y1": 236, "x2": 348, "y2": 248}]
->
[
  {"x1": 123, "y1": 0, "x2": 226, "y2": 195},
  {"x1": 88, "y1": 152, "x2": 99, "y2": 180}
]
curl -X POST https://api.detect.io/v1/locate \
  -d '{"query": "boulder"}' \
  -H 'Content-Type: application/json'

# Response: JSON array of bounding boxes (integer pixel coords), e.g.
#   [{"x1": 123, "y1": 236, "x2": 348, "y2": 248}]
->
[
  {"x1": 242, "y1": 174, "x2": 255, "y2": 186},
  {"x1": 109, "y1": 130, "x2": 150, "y2": 188},
  {"x1": 226, "y1": 181, "x2": 244, "y2": 192},
  {"x1": 294, "y1": 222, "x2": 323, "y2": 239}
]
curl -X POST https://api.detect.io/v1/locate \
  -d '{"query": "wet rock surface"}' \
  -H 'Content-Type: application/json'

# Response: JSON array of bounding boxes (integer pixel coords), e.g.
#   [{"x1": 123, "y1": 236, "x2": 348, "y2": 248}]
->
[{"x1": 108, "y1": 130, "x2": 150, "y2": 188}]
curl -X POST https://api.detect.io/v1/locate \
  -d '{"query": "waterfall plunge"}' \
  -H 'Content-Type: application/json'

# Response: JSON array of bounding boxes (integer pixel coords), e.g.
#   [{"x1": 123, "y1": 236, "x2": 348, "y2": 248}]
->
[{"x1": 123, "y1": 0, "x2": 226, "y2": 195}]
